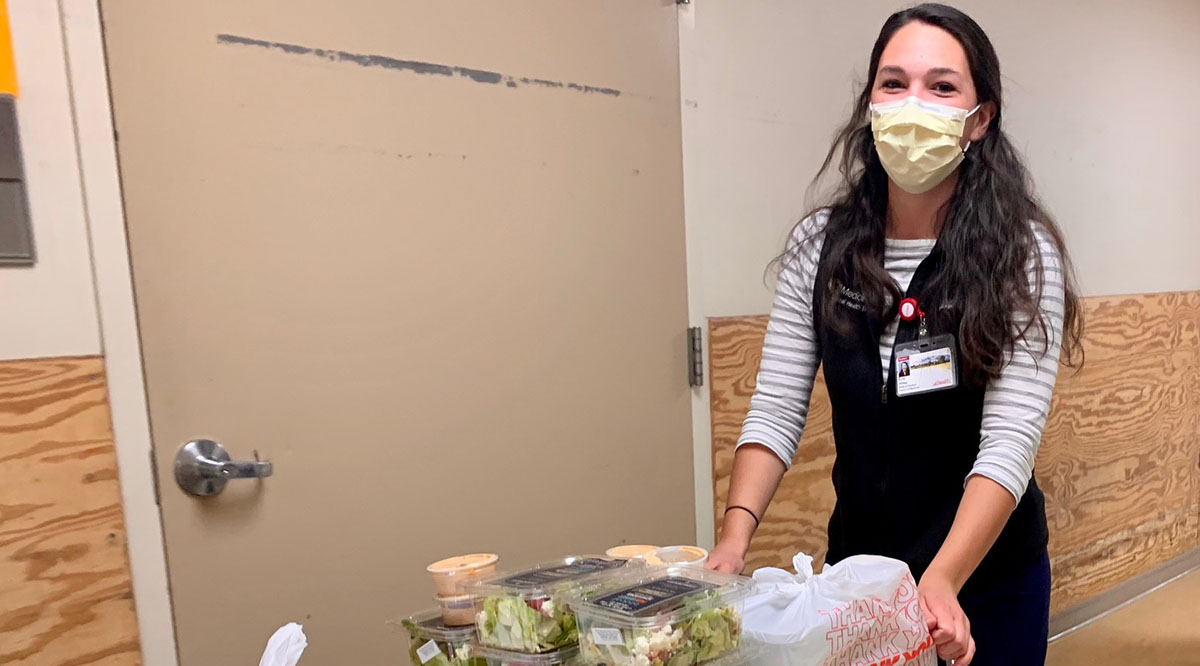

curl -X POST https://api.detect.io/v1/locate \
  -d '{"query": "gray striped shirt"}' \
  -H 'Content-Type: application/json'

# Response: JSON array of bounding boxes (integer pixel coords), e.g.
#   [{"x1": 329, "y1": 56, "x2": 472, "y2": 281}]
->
[{"x1": 737, "y1": 212, "x2": 1065, "y2": 502}]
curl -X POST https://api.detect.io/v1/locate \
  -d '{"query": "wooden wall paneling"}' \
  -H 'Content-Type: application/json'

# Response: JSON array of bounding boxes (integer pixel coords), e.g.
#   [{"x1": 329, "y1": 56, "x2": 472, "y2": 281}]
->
[
  {"x1": 709, "y1": 315, "x2": 837, "y2": 573},
  {"x1": 1037, "y1": 291, "x2": 1200, "y2": 610},
  {"x1": 0, "y1": 357, "x2": 141, "y2": 665},
  {"x1": 710, "y1": 291, "x2": 1200, "y2": 612}
]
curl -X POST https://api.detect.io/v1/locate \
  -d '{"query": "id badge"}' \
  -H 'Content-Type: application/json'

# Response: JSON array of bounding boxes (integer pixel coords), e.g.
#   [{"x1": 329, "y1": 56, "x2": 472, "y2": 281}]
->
[{"x1": 894, "y1": 334, "x2": 958, "y2": 397}]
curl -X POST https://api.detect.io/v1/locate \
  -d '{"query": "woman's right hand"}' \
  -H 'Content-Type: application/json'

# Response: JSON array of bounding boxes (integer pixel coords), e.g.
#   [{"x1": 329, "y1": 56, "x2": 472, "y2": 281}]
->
[{"x1": 706, "y1": 539, "x2": 748, "y2": 574}]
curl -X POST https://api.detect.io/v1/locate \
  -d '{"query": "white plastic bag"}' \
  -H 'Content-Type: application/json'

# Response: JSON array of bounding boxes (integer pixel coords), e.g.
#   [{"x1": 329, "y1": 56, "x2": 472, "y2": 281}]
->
[
  {"x1": 743, "y1": 552, "x2": 935, "y2": 666},
  {"x1": 258, "y1": 622, "x2": 307, "y2": 666}
]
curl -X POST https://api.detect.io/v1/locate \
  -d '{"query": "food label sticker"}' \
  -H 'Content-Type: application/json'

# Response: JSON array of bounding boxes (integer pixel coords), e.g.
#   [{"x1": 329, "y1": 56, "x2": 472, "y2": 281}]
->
[
  {"x1": 500, "y1": 558, "x2": 624, "y2": 587},
  {"x1": 416, "y1": 640, "x2": 443, "y2": 664},
  {"x1": 592, "y1": 628, "x2": 625, "y2": 646},
  {"x1": 593, "y1": 576, "x2": 715, "y2": 616}
]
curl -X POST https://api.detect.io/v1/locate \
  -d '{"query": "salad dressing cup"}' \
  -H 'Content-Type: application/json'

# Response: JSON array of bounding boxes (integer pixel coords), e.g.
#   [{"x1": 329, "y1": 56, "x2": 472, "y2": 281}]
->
[
  {"x1": 605, "y1": 545, "x2": 659, "y2": 560},
  {"x1": 427, "y1": 553, "x2": 500, "y2": 597},
  {"x1": 435, "y1": 594, "x2": 477, "y2": 626},
  {"x1": 642, "y1": 546, "x2": 709, "y2": 568}
]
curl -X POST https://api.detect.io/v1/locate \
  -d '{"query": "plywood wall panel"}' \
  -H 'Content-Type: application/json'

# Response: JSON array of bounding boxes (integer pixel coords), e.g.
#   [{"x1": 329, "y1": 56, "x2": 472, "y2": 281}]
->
[
  {"x1": 711, "y1": 291, "x2": 1200, "y2": 612},
  {"x1": 709, "y1": 315, "x2": 836, "y2": 574},
  {"x1": 0, "y1": 357, "x2": 141, "y2": 665},
  {"x1": 1039, "y1": 292, "x2": 1200, "y2": 610}
]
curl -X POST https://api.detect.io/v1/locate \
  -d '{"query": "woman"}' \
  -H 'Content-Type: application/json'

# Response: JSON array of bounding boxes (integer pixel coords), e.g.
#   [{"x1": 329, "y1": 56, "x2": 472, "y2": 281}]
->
[{"x1": 706, "y1": 5, "x2": 1082, "y2": 666}]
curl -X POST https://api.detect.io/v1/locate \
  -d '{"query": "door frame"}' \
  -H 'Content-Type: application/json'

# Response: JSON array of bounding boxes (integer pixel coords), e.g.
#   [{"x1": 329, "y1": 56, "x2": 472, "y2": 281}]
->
[
  {"x1": 59, "y1": 1, "x2": 178, "y2": 664},
  {"x1": 678, "y1": 0, "x2": 715, "y2": 550}
]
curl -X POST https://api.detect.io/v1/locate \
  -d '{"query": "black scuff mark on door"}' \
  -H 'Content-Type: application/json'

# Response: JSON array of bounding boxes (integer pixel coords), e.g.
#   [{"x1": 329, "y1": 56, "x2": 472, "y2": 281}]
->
[
  {"x1": 519, "y1": 77, "x2": 564, "y2": 89},
  {"x1": 216, "y1": 33, "x2": 621, "y2": 97},
  {"x1": 567, "y1": 82, "x2": 621, "y2": 96}
]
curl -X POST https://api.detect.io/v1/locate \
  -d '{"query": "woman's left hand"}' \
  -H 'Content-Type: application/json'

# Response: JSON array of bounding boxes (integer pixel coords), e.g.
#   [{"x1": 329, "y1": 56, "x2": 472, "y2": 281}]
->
[{"x1": 918, "y1": 570, "x2": 976, "y2": 665}]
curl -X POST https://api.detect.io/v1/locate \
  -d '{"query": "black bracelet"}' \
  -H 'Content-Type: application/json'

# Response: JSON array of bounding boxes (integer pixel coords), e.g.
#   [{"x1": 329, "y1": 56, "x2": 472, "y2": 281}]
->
[{"x1": 724, "y1": 504, "x2": 761, "y2": 528}]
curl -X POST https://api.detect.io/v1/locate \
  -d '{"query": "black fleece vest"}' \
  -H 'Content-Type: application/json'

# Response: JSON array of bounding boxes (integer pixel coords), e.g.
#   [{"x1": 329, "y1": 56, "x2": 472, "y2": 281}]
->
[{"x1": 812, "y1": 238, "x2": 1048, "y2": 593}]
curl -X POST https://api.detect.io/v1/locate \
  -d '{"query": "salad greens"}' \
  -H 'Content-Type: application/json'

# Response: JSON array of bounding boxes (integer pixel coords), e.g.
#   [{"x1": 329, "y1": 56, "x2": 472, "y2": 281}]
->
[
  {"x1": 403, "y1": 619, "x2": 488, "y2": 666},
  {"x1": 477, "y1": 595, "x2": 578, "y2": 653},
  {"x1": 466, "y1": 555, "x2": 632, "y2": 655},
  {"x1": 578, "y1": 594, "x2": 742, "y2": 666}
]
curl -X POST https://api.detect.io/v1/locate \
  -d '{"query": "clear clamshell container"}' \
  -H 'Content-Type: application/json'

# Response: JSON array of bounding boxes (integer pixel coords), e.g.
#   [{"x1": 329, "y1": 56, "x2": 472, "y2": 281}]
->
[
  {"x1": 463, "y1": 555, "x2": 630, "y2": 653},
  {"x1": 567, "y1": 565, "x2": 754, "y2": 666},
  {"x1": 474, "y1": 643, "x2": 584, "y2": 666},
  {"x1": 396, "y1": 608, "x2": 486, "y2": 666}
]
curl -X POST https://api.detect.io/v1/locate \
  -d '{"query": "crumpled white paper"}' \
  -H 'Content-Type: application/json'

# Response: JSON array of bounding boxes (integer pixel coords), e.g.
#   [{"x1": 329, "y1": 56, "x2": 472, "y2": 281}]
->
[{"x1": 258, "y1": 622, "x2": 307, "y2": 666}]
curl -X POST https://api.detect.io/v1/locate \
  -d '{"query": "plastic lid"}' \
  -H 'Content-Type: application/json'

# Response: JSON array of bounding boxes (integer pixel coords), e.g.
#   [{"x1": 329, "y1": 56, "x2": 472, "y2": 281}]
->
[
  {"x1": 568, "y1": 565, "x2": 754, "y2": 627},
  {"x1": 474, "y1": 643, "x2": 581, "y2": 666},
  {"x1": 463, "y1": 555, "x2": 627, "y2": 599},
  {"x1": 605, "y1": 544, "x2": 659, "y2": 559},
  {"x1": 643, "y1": 546, "x2": 707, "y2": 566},
  {"x1": 393, "y1": 608, "x2": 477, "y2": 643},
  {"x1": 427, "y1": 553, "x2": 499, "y2": 575}
]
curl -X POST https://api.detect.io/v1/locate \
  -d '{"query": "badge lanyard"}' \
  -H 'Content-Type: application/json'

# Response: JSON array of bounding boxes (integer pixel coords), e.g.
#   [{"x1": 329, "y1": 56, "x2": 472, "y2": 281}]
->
[{"x1": 894, "y1": 298, "x2": 958, "y2": 397}]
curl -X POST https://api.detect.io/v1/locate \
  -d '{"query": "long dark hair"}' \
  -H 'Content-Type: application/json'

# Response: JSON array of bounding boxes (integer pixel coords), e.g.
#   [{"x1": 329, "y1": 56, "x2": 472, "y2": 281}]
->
[{"x1": 786, "y1": 3, "x2": 1082, "y2": 382}]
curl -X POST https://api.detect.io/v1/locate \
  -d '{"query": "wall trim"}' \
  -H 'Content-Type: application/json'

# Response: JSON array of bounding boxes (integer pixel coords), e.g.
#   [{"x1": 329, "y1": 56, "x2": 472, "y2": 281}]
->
[
  {"x1": 58, "y1": 1, "x2": 179, "y2": 664},
  {"x1": 1049, "y1": 547, "x2": 1200, "y2": 641}
]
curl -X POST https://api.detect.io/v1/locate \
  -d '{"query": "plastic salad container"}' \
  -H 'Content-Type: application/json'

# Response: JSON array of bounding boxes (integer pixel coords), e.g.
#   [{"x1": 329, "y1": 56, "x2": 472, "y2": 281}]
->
[
  {"x1": 463, "y1": 555, "x2": 630, "y2": 653},
  {"x1": 398, "y1": 609, "x2": 487, "y2": 666},
  {"x1": 567, "y1": 565, "x2": 754, "y2": 666},
  {"x1": 474, "y1": 644, "x2": 583, "y2": 666}
]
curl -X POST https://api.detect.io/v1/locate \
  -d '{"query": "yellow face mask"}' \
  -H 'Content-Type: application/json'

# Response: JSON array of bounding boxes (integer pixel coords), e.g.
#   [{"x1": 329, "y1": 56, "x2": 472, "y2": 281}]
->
[{"x1": 869, "y1": 96, "x2": 981, "y2": 194}]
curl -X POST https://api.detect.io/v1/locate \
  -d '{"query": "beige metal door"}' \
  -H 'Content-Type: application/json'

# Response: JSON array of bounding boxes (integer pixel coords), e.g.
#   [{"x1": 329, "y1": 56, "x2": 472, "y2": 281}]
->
[{"x1": 100, "y1": 2, "x2": 693, "y2": 663}]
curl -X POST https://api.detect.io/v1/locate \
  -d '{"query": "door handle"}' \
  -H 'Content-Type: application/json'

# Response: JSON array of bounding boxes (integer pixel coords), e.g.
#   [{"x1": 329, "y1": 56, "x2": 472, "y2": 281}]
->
[{"x1": 175, "y1": 439, "x2": 273, "y2": 497}]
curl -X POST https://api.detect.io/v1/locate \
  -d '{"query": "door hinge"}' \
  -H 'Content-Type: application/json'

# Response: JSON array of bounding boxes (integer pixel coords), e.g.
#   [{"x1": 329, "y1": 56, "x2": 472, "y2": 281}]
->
[
  {"x1": 688, "y1": 326, "x2": 703, "y2": 387},
  {"x1": 150, "y1": 447, "x2": 162, "y2": 506},
  {"x1": 677, "y1": 0, "x2": 691, "y2": 4}
]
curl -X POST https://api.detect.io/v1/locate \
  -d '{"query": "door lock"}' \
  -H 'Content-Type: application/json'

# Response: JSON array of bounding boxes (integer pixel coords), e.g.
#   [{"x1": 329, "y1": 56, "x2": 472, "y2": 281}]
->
[{"x1": 174, "y1": 439, "x2": 273, "y2": 497}]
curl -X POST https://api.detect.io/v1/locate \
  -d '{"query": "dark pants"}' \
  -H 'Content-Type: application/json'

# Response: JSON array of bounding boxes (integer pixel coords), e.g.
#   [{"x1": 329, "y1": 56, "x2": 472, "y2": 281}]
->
[{"x1": 938, "y1": 550, "x2": 1051, "y2": 666}]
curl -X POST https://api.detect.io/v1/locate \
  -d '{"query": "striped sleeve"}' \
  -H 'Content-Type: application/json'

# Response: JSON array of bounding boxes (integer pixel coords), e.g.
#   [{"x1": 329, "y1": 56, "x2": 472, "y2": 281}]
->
[
  {"x1": 969, "y1": 225, "x2": 1067, "y2": 502},
  {"x1": 735, "y1": 214, "x2": 827, "y2": 468}
]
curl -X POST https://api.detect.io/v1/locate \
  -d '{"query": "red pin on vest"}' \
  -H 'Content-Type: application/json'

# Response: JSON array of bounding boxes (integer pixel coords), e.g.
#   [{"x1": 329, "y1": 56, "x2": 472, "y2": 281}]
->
[{"x1": 898, "y1": 297, "x2": 922, "y2": 321}]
